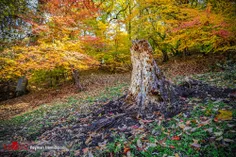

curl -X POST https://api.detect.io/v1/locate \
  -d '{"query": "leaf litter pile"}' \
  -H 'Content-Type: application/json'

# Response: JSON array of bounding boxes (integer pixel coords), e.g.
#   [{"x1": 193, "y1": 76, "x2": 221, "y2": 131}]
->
[{"x1": 1, "y1": 75, "x2": 236, "y2": 156}]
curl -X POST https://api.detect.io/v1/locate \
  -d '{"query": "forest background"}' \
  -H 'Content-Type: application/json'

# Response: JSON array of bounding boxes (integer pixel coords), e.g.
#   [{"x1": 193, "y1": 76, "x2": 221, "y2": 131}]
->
[{"x1": 0, "y1": 0, "x2": 235, "y2": 91}]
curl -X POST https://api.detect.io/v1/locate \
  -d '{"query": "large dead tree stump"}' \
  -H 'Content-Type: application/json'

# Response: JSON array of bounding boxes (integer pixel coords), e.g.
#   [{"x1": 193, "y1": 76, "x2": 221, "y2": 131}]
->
[
  {"x1": 88, "y1": 40, "x2": 180, "y2": 132},
  {"x1": 125, "y1": 40, "x2": 179, "y2": 115}
]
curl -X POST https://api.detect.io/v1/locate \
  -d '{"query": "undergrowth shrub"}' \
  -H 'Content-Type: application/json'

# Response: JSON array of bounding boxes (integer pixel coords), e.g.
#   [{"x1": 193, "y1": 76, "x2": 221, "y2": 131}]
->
[{"x1": 30, "y1": 67, "x2": 69, "y2": 88}]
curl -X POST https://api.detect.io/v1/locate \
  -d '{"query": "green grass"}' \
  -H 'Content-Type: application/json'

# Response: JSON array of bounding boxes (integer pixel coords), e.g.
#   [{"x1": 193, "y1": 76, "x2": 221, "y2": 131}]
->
[
  {"x1": 99, "y1": 102, "x2": 236, "y2": 157},
  {"x1": 192, "y1": 71, "x2": 236, "y2": 88},
  {"x1": 173, "y1": 68, "x2": 236, "y2": 89},
  {"x1": 1, "y1": 69, "x2": 235, "y2": 156},
  {"x1": 0, "y1": 83, "x2": 128, "y2": 141}
]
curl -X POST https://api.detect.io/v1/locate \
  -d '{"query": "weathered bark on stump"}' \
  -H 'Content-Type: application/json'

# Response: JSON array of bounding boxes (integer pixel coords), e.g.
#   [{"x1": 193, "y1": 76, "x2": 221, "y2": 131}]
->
[
  {"x1": 72, "y1": 69, "x2": 83, "y2": 91},
  {"x1": 125, "y1": 40, "x2": 178, "y2": 114}
]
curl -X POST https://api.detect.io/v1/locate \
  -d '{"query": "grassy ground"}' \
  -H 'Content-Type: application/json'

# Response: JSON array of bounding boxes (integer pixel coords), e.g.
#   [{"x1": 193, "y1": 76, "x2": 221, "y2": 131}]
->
[
  {"x1": 0, "y1": 59, "x2": 235, "y2": 157},
  {"x1": 0, "y1": 73, "x2": 130, "y2": 120},
  {"x1": 0, "y1": 83, "x2": 128, "y2": 141},
  {"x1": 0, "y1": 54, "x2": 232, "y2": 120},
  {"x1": 97, "y1": 101, "x2": 236, "y2": 157}
]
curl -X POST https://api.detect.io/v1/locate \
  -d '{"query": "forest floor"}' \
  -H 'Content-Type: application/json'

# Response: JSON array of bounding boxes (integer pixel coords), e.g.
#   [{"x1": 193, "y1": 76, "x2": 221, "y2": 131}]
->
[
  {"x1": 0, "y1": 54, "x2": 229, "y2": 120},
  {"x1": 0, "y1": 55, "x2": 235, "y2": 157}
]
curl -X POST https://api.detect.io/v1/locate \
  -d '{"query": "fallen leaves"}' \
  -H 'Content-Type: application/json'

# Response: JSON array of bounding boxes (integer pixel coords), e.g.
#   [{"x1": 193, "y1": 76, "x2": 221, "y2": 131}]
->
[
  {"x1": 216, "y1": 136, "x2": 223, "y2": 141},
  {"x1": 185, "y1": 120, "x2": 191, "y2": 125},
  {"x1": 178, "y1": 123, "x2": 186, "y2": 129},
  {"x1": 198, "y1": 119, "x2": 211, "y2": 126},
  {"x1": 205, "y1": 127, "x2": 213, "y2": 133},
  {"x1": 214, "y1": 131, "x2": 223, "y2": 136},
  {"x1": 190, "y1": 139, "x2": 201, "y2": 149},
  {"x1": 190, "y1": 143, "x2": 201, "y2": 149},
  {"x1": 223, "y1": 138, "x2": 234, "y2": 143},
  {"x1": 216, "y1": 110, "x2": 232, "y2": 120},
  {"x1": 85, "y1": 136, "x2": 92, "y2": 145},
  {"x1": 83, "y1": 147, "x2": 89, "y2": 154},
  {"x1": 175, "y1": 153, "x2": 180, "y2": 157},
  {"x1": 130, "y1": 125, "x2": 139, "y2": 129},
  {"x1": 140, "y1": 119, "x2": 154, "y2": 123},
  {"x1": 227, "y1": 124, "x2": 235, "y2": 127},
  {"x1": 172, "y1": 136, "x2": 181, "y2": 141},
  {"x1": 157, "y1": 137, "x2": 167, "y2": 147},
  {"x1": 123, "y1": 147, "x2": 130, "y2": 154},
  {"x1": 118, "y1": 124, "x2": 128, "y2": 131},
  {"x1": 136, "y1": 139, "x2": 143, "y2": 149},
  {"x1": 1, "y1": 72, "x2": 235, "y2": 157}
]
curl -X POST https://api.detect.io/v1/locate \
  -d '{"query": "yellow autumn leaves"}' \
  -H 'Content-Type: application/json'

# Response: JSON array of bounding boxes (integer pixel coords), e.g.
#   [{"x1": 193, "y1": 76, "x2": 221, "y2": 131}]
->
[
  {"x1": 216, "y1": 110, "x2": 233, "y2": 121},
  {"x1": 0, "y1": 40, "x2": 99, "y2": 81}
]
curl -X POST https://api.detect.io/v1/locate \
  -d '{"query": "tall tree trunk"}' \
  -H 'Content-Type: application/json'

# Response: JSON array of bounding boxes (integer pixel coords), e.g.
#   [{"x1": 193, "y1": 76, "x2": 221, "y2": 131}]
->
[{"x1": 125, "y1": 40, "x2": 178, "y2": 115}]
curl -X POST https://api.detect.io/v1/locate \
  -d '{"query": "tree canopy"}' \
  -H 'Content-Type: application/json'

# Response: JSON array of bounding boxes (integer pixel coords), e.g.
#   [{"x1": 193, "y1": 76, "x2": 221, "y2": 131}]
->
[{"x1": 0, "y1": 0, "x2": 235, "y2": 87}]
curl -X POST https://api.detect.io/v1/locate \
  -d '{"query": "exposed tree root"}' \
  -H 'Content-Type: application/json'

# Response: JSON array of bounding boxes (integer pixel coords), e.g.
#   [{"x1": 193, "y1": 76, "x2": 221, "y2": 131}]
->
[{"x1": 84, "y1": 78, "x2": 235, "y2": 136}]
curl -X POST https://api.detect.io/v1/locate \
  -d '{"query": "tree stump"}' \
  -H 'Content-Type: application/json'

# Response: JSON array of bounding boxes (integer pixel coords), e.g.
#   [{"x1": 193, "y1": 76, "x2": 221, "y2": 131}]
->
[
  {"x1": 125, "y1": 40, "x2": 179, "y2": 116},
  {"x1": 87, "y1": 40, "x2": 181, "y2": 132}
]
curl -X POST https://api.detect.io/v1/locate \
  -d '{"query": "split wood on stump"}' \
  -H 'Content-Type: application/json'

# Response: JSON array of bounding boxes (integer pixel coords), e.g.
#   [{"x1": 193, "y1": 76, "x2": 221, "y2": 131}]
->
[{"x1": 125, "y1": 40, "x2": 179, "y2": 116}]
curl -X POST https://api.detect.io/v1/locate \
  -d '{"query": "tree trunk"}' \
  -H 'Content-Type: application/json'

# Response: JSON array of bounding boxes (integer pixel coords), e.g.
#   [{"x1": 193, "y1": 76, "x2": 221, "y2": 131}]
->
[
  {"x1": 72, "y1": 69, "x2": 83, "y2": 91},
  {"x1": 162, "y1": 50, "x2": 169, "y2": 62},
  {"x1": 125, "y1": 40, "x2": 178, "y2": 115},
  {"x1": 15, "y1": 76, "x2": 28, "y2": 97}
]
